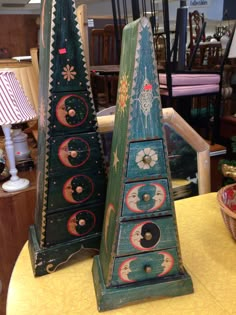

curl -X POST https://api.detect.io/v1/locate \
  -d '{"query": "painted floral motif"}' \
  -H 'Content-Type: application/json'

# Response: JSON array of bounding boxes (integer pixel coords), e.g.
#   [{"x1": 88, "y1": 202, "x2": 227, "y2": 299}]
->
[
  {"x1": 117, "y1": 74, "x2": 129, "y2": 113},
  {"x1": 136, "y1": 147, "x2": 158, "y2": 169},
  {"x1": 62, "y1": 64, "x2": 77, "y2": 81},
  {"x1": 139, "y1": 67, "x2": 153, "y2": 128}
]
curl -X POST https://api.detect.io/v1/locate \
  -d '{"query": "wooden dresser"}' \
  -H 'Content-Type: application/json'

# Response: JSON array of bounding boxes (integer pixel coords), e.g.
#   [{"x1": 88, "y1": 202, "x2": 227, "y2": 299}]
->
[{"x1": 0, "y1": 169, "x2": 36, "y2": 315}]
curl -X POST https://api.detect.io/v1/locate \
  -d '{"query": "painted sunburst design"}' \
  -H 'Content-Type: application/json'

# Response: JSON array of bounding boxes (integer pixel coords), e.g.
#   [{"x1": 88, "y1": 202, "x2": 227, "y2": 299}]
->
[
  {"x1": 62, "y1": 64, "x2": 77, "y2": 81},
  {"x1": 117, "y1": 74, "x2": 129, "y2": 114}
]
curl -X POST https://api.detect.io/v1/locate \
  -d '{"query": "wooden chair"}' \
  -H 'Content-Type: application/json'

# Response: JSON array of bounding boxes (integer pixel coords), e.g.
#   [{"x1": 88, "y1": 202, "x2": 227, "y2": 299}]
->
[
  {"x1": 90, "y1": 28, "x2": 108, "y2": 108},
  {"x1": 103, "y1": 24, "x2": 119, "y2": 65},
  {"x1": 189, "y1": 10, "x2": 206, "y2": 53},
  {"x1": 76, "y1": 4, "x2": 89, "y2": 72},
  {"x1": 103, "y1": 24, "x2": 123, "y2": 105},
  {"x1": 153, "y1": 34, "x2": 166, "y2": 68},
  {"x1": 90, "y1": 29, "x2": 104, "y2": 66},
  {"x1": 90, "y1": 24, "x2": 123, "y2": 109},
  {"x1": 158, "y1": 0, "x2": 236, "y2": 144}
]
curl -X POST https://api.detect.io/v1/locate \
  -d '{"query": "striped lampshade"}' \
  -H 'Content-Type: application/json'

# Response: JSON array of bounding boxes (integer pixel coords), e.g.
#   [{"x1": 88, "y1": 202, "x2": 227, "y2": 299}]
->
[{"x1": 0, "y1": 71, "x2": 37, "y2": 125}]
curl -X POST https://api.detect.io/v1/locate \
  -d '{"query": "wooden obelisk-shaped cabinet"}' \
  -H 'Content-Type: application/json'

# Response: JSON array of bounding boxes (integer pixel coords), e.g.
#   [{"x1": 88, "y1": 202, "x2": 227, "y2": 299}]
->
[
  {"x1": 28, "y1": 0, "x2": 106, "y2": 276},
  {"x1": 92, "y1": 17, "x2": 193, "y2": 311}
]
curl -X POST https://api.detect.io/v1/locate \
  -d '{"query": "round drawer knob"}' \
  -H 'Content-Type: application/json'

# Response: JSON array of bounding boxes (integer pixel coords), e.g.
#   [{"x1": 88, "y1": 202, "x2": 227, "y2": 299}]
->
[
  {"x1": 144, "y1": 232, "x2": 152, "y2": 241},
  {"x1": 144, "y1": 265, "x2": 152, "y2": 273},
  {"x1": 143, "y1": 193, "x2": 150, "y2": 202},
  {"x1": 76, "y1": 186, "x2": 83, "y2": 194},
  {"x1": 70, "y1": 150, "x2": 78, "y2": 158},
  {"x1": 143, "y1": 155, "x2": 152, "y2": 164},
  {"x1": 78, "y1": 219, "x2": 86, "y2": 226},
  {"x1": 68, "y1": 109, "x2": 76, "y2": 117}
]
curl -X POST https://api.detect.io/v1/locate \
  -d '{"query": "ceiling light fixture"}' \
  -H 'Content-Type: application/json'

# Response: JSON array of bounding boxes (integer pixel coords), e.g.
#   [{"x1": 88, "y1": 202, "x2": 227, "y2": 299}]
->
[{"x1": 28, "y1": 0, "x2": 41, "y2": 4}]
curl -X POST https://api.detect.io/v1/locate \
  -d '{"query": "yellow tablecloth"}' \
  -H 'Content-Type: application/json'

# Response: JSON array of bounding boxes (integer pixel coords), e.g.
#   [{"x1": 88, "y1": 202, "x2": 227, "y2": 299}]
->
[{"x1": 7, "y1": 193, "x2": 236, "y2": 315}]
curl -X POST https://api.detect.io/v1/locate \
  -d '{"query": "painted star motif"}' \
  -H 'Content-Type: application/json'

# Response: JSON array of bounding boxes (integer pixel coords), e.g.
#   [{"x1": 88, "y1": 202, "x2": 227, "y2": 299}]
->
[
  {"x1": 62, "y1": 64, "x2": 77, "y2": 81},
  {"x1": 113, "y1": 147, "x2": 119, "y2": 171}
]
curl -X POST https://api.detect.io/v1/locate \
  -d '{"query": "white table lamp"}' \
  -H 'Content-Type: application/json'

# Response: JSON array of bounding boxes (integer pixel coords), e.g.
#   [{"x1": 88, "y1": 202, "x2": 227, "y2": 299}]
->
[{"x1": 0, "y1": 71, "x2": 37, "y2": 192}]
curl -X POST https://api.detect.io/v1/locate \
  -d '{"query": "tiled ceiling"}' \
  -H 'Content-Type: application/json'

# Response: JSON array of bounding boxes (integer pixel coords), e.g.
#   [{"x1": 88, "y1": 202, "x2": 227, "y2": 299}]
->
[
  {"x1": 0, "y1": 0, "x2": 40, "y2": 13},
  {"x1": 0, "y1": 0, "x2": 109, "y2": 14}
]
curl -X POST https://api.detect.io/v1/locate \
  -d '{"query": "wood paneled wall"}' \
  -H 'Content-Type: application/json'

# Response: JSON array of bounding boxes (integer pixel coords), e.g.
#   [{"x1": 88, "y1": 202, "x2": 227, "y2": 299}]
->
[{"x1": 0, "y1": 15, "x2": 39, "y2": 58}]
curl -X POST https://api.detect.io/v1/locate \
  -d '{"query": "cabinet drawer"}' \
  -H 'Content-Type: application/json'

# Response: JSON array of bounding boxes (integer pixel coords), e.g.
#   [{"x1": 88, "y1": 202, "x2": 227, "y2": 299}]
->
[
  {"x1": 48, "y1": 132, "x2": 104, "y2": 174},
  {"x1": 117, "y1": 216, "x2": 176, "y2": 255},
  {"x1": 45, "y1": 204, "x2": 105, "y2": 246},
  {"x1": 49, "y1": 92, "x2": 96, "y2": 135},
  {"x1": 122, "y1": 178, "x2": 171, "y2": 218},
  {"x1": 126, "y1": 140, "x2": 167, "y2": 180},
  {"x1": 111, "y1": 248, "x2": 180, "y2": 285},
  {"x1": 47, "y1": 171, "x2": 106, "y2": 212}
]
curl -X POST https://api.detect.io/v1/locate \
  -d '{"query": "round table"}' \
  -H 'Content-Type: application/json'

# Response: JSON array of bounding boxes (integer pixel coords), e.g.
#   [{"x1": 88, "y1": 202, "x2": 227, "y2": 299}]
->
[{"x1": 7, "y1": 193, "x2": 236, "y2": 315}]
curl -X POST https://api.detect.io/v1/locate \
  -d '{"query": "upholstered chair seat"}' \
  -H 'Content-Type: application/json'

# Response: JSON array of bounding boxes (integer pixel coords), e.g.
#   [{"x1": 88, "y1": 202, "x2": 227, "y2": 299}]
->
[{"x1": 159, "y1": 73, "x2": 220, "y2": 97}]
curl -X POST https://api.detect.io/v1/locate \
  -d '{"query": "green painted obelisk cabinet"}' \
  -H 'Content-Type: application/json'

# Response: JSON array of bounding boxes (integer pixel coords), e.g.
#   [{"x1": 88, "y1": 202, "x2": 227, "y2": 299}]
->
[
  {"x1": 28, "y1": 0, "x2": 106, "y2": 276},
  {"x1": 92, "y1": 17, "x2": 193, "y2": 311}
]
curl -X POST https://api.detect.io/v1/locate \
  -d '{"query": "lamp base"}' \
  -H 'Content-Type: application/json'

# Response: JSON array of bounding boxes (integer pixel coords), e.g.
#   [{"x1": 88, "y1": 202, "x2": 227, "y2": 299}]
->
[{"x1": 2, "y1": 178, "x2": 30, "y2": 192}]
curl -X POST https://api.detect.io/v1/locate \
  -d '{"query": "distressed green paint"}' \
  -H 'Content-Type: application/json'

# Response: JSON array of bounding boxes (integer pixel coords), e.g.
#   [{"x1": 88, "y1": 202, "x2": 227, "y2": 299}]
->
[
  {"x1": 93, "y1": 256, "x2": 193, "y2": 311},
  {"x1": 98, "y1": 19, "x2": 141, "y2": 277},
  {"x1": 45, "y1": 203, "x2": 104, "y2": 246},
  {"x1": 126, "y1": 140, "x2": 167, "y2": 179},
  {"x1": 117, "y1": 217, "x2": 177, "y2": 255},
  {"x1": 47, "y1": 170, "x2": 106, "y2": 211},
  {"x1": 28, "y1": 0, "x2": 106, "y2": 276},
  {"x1": 29, "y1": 225, "x2": 101, "y2": 277},
  {"x1": 49, "y1": 132, "x2": 104, "y2": 174},
  {"x1": 98, "y1": 17, "x2": 174, "y2": 286},
  {"x1": 122, "y1": 178, "x2": 171, "y2": 217},
  {"x1": 111, "y1": 248, "x2": 180, "y2": 286},
  {"x1": 49, "y1": 92, "x2": 97, "y2": 135},
  {"x1": 51, "y1": 1, "x2": 88, "y2": 92},
  {"x1": 92, "y1": 17, "x2": 193, "y2": 311}
]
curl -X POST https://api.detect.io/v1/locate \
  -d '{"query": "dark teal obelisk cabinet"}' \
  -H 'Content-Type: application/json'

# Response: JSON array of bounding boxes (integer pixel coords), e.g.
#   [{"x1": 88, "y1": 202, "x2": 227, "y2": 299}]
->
[
  {"x1": 28, "y1": 0, "x2": 106, "y2": 276},
  {"x1": 92, "y1": 17, "x2": 193, "y2": 311}
]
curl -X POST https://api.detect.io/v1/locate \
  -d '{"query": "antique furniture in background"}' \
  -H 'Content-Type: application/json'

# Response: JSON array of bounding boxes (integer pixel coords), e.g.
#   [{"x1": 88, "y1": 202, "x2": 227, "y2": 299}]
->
[
  {"x1": 28, "y1": 0, "x2": 107, "y2": 277},
  {"x1": 7, "y1": 193, "x2": 236, "y2": 315},
  {"x1": 0, "y1": 169, "x2": 36, "y2": 315},
  {"x1": 0, "y1": 15, "x2": 39, "y2": 58},
  {"x1": 92, "y1": 18, "x2": 193, "y2": 311},
  {"x1": 90, "y1": 28, "x2": 108, "y2": 107},
  {"x1": 90, "y1": 24, "x2": 122, "y2": 108},
  {"x1": 158, "y1": 1, "x2": 236, "y2": 145},
  {"x1": 76, "y1": 4, "x2": 90, "y2": 72},
  {"x1": 188, "y1": 10, "x2": 205, "y2": 54}
]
